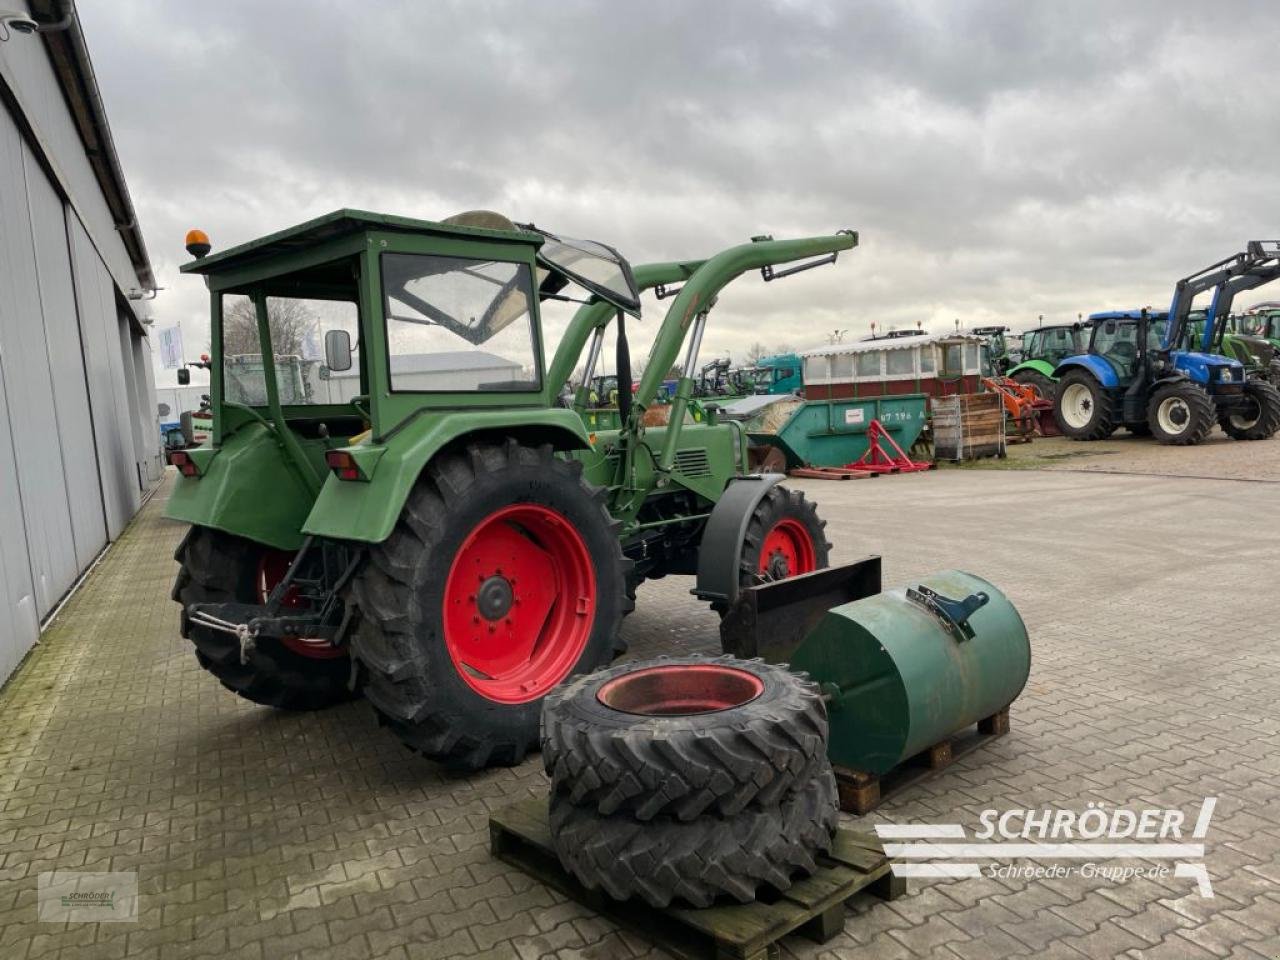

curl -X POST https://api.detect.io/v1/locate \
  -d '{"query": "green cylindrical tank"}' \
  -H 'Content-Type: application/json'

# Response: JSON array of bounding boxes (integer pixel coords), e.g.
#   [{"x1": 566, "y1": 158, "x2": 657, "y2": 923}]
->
[{"x1": 789, "y1": 570, "x2": 1030, "y2": 775}]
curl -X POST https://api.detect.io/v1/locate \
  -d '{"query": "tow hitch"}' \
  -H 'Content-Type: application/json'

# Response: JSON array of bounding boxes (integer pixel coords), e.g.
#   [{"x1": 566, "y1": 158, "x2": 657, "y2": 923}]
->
[{"x1": 186, "y1": 537, "x2": 361, "y2": 663}]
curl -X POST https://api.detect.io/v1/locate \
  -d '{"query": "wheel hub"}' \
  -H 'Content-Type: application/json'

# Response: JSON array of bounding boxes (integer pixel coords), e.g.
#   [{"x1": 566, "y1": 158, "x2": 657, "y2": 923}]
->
[
  {"x1": 764, "y1": 552, "x2": 791, "y2": 580},
  {"x1": 476, "y1": 575, "x2": 514, "y2": 621}
]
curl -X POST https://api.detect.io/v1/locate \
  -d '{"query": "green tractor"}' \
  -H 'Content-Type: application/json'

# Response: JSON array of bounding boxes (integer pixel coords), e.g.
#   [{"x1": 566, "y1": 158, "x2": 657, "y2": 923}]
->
[
  {"x1": 166, "y1": 210, "x2": 855, "y2": 769},
  {"x1": 1005, "y1": 323, "x2": 1087, "y2": 401}
]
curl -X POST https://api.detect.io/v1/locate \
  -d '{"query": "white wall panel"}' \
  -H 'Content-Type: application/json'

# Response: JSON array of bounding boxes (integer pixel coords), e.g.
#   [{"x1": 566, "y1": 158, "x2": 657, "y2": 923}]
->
[
  {"x1": 68, "y1": 212, "x2": 137, "y2": 538},
  {"x1": 0, "y1": 358, "x2": 38, "y2": 683},
  {"x1": 24, "y1": 139, "x2": 108, "y2": 571},
  {"x1": 0, "y1": 99, "x2": 76, "y2": 617}
]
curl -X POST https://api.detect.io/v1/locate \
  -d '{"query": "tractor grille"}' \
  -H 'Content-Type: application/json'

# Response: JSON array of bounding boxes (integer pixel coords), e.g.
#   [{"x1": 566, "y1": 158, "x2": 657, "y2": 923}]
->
[{"x1": 673, "y1": 448, "x2": 712, "y2": 478}]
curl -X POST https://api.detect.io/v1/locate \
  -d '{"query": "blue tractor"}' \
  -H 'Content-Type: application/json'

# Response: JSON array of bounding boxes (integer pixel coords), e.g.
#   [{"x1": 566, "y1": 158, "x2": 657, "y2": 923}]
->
[{"x1": 1053, "y1": 243, "x2": 1280, "y2": 444}]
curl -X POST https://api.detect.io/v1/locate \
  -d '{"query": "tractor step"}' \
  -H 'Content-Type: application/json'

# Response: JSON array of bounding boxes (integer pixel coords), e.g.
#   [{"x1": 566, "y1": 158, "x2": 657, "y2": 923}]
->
[
  {"x1": 489, "y1": 796, "x2": 905, "y2": 960},
  {"x1": 833, "y1": 709, "x2": 1011, "y2": 815}
]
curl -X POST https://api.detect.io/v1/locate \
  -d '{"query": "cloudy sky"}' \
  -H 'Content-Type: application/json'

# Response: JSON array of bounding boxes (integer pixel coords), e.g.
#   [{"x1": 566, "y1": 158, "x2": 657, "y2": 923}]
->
[{"x1": 79, "y1": 0, "x2": 1280, "y2": 385}]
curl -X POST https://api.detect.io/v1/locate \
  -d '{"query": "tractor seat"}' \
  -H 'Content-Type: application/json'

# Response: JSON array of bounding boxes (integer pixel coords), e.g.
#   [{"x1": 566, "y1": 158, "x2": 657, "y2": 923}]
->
[{"x1": 1103, "y1": 342, "x2": 1136, "y2": 380}]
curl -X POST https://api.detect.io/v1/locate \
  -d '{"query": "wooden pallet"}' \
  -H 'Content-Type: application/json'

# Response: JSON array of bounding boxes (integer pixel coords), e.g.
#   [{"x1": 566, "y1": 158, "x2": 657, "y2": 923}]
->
[
  {"x1": 834, "y1": 709, "x2": 1010, "y2": 815},
  {"x1": 490, "y1": 797, "x2": 905, "y2": 960},
  {"x1": 788, "y1": 466, "x2": 880, "y2": 480}
]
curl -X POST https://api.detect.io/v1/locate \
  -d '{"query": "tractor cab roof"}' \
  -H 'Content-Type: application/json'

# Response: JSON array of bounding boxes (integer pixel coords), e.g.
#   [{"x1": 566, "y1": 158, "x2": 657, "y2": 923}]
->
[
  {"x1": 180, "y1": 209, "x2": 542, "y2": 276},
  {"x1": 1088, "y1": 309, "x2": 1165, "y2": 322},
  {"x1": 181, "y1": 208, "x2": 642, "y2": 315}
]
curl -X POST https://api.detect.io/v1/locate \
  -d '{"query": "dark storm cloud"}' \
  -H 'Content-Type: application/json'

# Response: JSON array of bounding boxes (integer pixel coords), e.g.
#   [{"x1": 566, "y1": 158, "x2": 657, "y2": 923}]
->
[{"x1": 79, "y1": 0, "x2": 1280, "y2": 377}]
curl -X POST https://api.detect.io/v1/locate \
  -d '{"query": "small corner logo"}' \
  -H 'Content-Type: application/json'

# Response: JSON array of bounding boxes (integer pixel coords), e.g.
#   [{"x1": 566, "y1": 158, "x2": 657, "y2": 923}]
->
[
  {"x1": 875, "y1": 797, "x2": 1217, "y2": 897},
  {"x1": 38, "y1": 872, "x2": 138, "y2": 922}
]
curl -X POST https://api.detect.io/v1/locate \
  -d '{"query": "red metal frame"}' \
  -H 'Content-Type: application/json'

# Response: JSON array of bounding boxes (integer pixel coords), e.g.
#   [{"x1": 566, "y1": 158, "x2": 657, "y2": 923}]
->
[{"x1": 846, "y1": 419, "x2": 935, "y2": 474}]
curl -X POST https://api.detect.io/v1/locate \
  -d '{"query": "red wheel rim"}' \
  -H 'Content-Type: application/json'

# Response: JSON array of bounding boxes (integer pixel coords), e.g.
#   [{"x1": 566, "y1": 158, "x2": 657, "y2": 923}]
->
[
  {"x1": 758, "y1": 518, "x2": 817, "y2": 580},
  {"x1": 443, "y1": 504, "x2": 596, "y2": 704},
  {"x1": 256, "y1": 551, "x2": 345, "y2": 659},
  {"x1": 597, "y1": 664, "x2": 764, "y2": 716}
]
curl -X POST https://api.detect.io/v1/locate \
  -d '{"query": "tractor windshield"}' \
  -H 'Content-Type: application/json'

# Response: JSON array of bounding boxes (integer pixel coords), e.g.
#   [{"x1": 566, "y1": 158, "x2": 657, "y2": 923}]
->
[
  {"x1": 532, "y1": 232, "x2": 641, "y2": 317},
  {"x1": 381, "y1": 253, "x2": 540, "y2": 392}
]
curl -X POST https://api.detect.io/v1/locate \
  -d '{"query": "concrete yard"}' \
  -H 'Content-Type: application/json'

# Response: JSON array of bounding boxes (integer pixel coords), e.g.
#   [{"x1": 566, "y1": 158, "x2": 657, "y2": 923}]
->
[{"x1": 2, "y1": 440, "x2": 1279, "y2": 960}]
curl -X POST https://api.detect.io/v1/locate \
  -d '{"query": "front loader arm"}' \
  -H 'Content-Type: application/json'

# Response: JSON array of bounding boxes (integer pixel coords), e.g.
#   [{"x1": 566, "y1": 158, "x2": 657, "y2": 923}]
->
[
  {"x1": 1202, "y1": 241, "x2": 1280, "y2": 352},
  {"x1": 628, "y1": 231, "x2": 857, "y2": 483},
  {"x1": 544, "y1": 259, "x2": 705, "y2": 401}
]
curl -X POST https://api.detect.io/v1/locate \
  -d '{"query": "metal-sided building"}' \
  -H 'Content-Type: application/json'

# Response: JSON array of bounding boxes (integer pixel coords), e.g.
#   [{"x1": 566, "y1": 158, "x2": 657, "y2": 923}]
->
[{"x1": 0, "y1": 1, "x2": 160, "y2": 686}]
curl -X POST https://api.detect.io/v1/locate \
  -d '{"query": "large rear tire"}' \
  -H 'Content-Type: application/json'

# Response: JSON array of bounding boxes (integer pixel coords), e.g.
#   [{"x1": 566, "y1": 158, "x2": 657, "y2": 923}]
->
[
  {"x1": 350, "y1": 441, "x2": 630, "y2": 770},
  {"x1": 1147, "y1": 382, "x2": 1214, "y2": 445},
  {"x1": 1218, "y1": 380, "x2": 1280, "y2": 441},
  {"x1": 173, "y1": 528, "x2": 357, "y2": 710},
  {"x1": 1053, "y1": 370, "x2": 1116, "y2": 440},
  {"x1": 1011, "y1": 369, "x2": 1057, "y2": 402}
]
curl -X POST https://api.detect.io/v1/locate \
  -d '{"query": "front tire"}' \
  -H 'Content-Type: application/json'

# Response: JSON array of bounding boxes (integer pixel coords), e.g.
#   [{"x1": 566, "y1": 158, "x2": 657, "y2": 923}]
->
[
  {"x1": 1053, "y1": 370, "x2": 1116, "y2": 440},
  {"x1": 173, "y1": 528, "x2": 356, "y2": 710},
  {"x1": 1147, "y1": 382, "x2": 1214, "y2": 445},
  {"x1": 350, "y1": 441, "x2": 630, "y2": 770},
  {"x1": 1219, "y1": 380, "x2": 1280, "y2": 441}
]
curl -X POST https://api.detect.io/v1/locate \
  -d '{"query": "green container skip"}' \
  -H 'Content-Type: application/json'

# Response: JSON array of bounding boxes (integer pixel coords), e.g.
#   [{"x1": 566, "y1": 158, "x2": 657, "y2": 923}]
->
[
  {"x1": 788, "y1": 569, "x2": 1030, "y2": 775},
  {"x1": 724, "y1": 394, "x2": 928, "y2": 469}
]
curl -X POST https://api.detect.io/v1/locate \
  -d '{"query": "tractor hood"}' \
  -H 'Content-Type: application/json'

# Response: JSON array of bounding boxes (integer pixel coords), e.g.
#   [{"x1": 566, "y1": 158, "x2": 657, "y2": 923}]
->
[{"x1": 1171, "y1": 350, "x2": 1243, "y2": 379}]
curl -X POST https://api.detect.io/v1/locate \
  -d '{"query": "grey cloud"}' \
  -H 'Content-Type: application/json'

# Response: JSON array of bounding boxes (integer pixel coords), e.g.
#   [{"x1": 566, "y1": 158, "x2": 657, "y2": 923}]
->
[{"x1": 78, "y1": 0, "x2": 1280, "y2": 379}]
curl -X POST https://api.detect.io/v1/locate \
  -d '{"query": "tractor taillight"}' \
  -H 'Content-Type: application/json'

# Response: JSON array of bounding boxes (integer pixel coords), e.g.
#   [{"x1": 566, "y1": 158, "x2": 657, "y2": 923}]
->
[
  {"x1": 168, "y1": 451, "x2": 199, "y2": 477},
  {"x1": 325, "y1": 450, "x2": 363, "y2": 481}
]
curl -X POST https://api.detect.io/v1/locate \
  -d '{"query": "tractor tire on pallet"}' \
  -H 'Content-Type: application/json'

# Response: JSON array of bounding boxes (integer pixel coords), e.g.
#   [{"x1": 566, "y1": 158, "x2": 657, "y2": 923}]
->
[
  {"x1": 542, "y1": 656, "x2": 828, "y2": 821},
  {"x1": 1053, "y1": 370, "x2": 1116, "y2": 440},
  {"x1": 550, "y1": 767, "x2": 839, "y2": 909},
  {"x1": 173, "y1": 527, "x2": 357, "y2": 711},
  {"x1": 1218, "y1": 380, "x2": 1280, "y2": 441},
  {"x1": 1147, "y1": 382, "x2": 1215, "y2": 445},
  {"x1": 1011, "y1": 368, "x2": 1057, "y2": 402},
  {"x1": 350, "y1": 441, "x2": 631, "y2": 771}
]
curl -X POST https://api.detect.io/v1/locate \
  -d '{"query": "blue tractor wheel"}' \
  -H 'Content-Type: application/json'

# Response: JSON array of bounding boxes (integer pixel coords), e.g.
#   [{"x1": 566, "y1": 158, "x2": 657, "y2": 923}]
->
[
  {"x1": 1218, "y1": 380, "x2": 1280, "y2": 441},
  {"x1": 1147, "y1": 382, "x2": 1214, "y2": 445},
  {"x1": 1054, "y1": 370, "x2": 1116, "y2": 440}
]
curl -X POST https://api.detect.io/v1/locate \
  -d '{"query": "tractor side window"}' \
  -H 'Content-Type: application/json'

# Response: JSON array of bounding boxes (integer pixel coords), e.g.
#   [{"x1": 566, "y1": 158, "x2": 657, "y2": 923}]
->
[
  {"x1": 381, "y1": 253, "x2": 539, "y2": 392},
  {"x1": 220, "y1": 294, "x2": 359, "y2": 407}
]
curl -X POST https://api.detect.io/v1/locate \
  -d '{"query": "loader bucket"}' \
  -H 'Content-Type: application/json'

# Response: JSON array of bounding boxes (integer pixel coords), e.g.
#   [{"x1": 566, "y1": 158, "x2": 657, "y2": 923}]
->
[{"x1": 719, "y1": 557, "x2": 882, "y2": 662}]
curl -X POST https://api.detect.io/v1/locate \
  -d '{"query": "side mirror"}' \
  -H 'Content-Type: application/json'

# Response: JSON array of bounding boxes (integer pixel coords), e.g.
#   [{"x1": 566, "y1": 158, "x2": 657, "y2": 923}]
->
[
  {"x1": 325, "y1": 329, "x2": 353, "y2": 372},
  {"x1": 177, "y1": 367, "x2": 191, "y2": 385}
]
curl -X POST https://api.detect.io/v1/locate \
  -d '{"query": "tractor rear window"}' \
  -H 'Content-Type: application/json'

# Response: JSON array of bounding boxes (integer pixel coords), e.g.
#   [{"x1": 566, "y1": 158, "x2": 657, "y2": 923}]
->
[
  {"x1": 382, "y1": 253, "x2": 539, "y2": 392},
  {"x1": 220, "y1": 294, "x2": 359, "y2": 407}
]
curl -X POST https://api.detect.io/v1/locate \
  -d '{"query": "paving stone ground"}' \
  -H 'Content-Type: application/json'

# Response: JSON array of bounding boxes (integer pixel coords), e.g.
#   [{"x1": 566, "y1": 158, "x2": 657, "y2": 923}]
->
[{"x1": 2, "y1": 446, "x2": 1279, "y2": 960}]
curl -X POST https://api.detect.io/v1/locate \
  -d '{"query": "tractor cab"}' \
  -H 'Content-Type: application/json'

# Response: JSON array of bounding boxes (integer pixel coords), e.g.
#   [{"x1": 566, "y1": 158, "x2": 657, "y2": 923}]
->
[{"x1": 169, "y1": 209, "x2": 640, "y2": 549}]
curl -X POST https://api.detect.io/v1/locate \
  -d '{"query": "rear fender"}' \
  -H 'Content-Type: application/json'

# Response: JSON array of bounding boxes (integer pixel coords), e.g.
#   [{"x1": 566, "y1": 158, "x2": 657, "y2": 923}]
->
[
  {"x1": 164, "y1": 422, "x2": 319, "y2": 551},
  {"x1": 1007, "y1": 359, "x2": 1056, "y2": 379},
  {"x1": 301, "y1": 408, "x2": 592, "y2": 544},
  {"x1": 1052, "y1": 355, "x2": 1119, "y2": 389}
]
